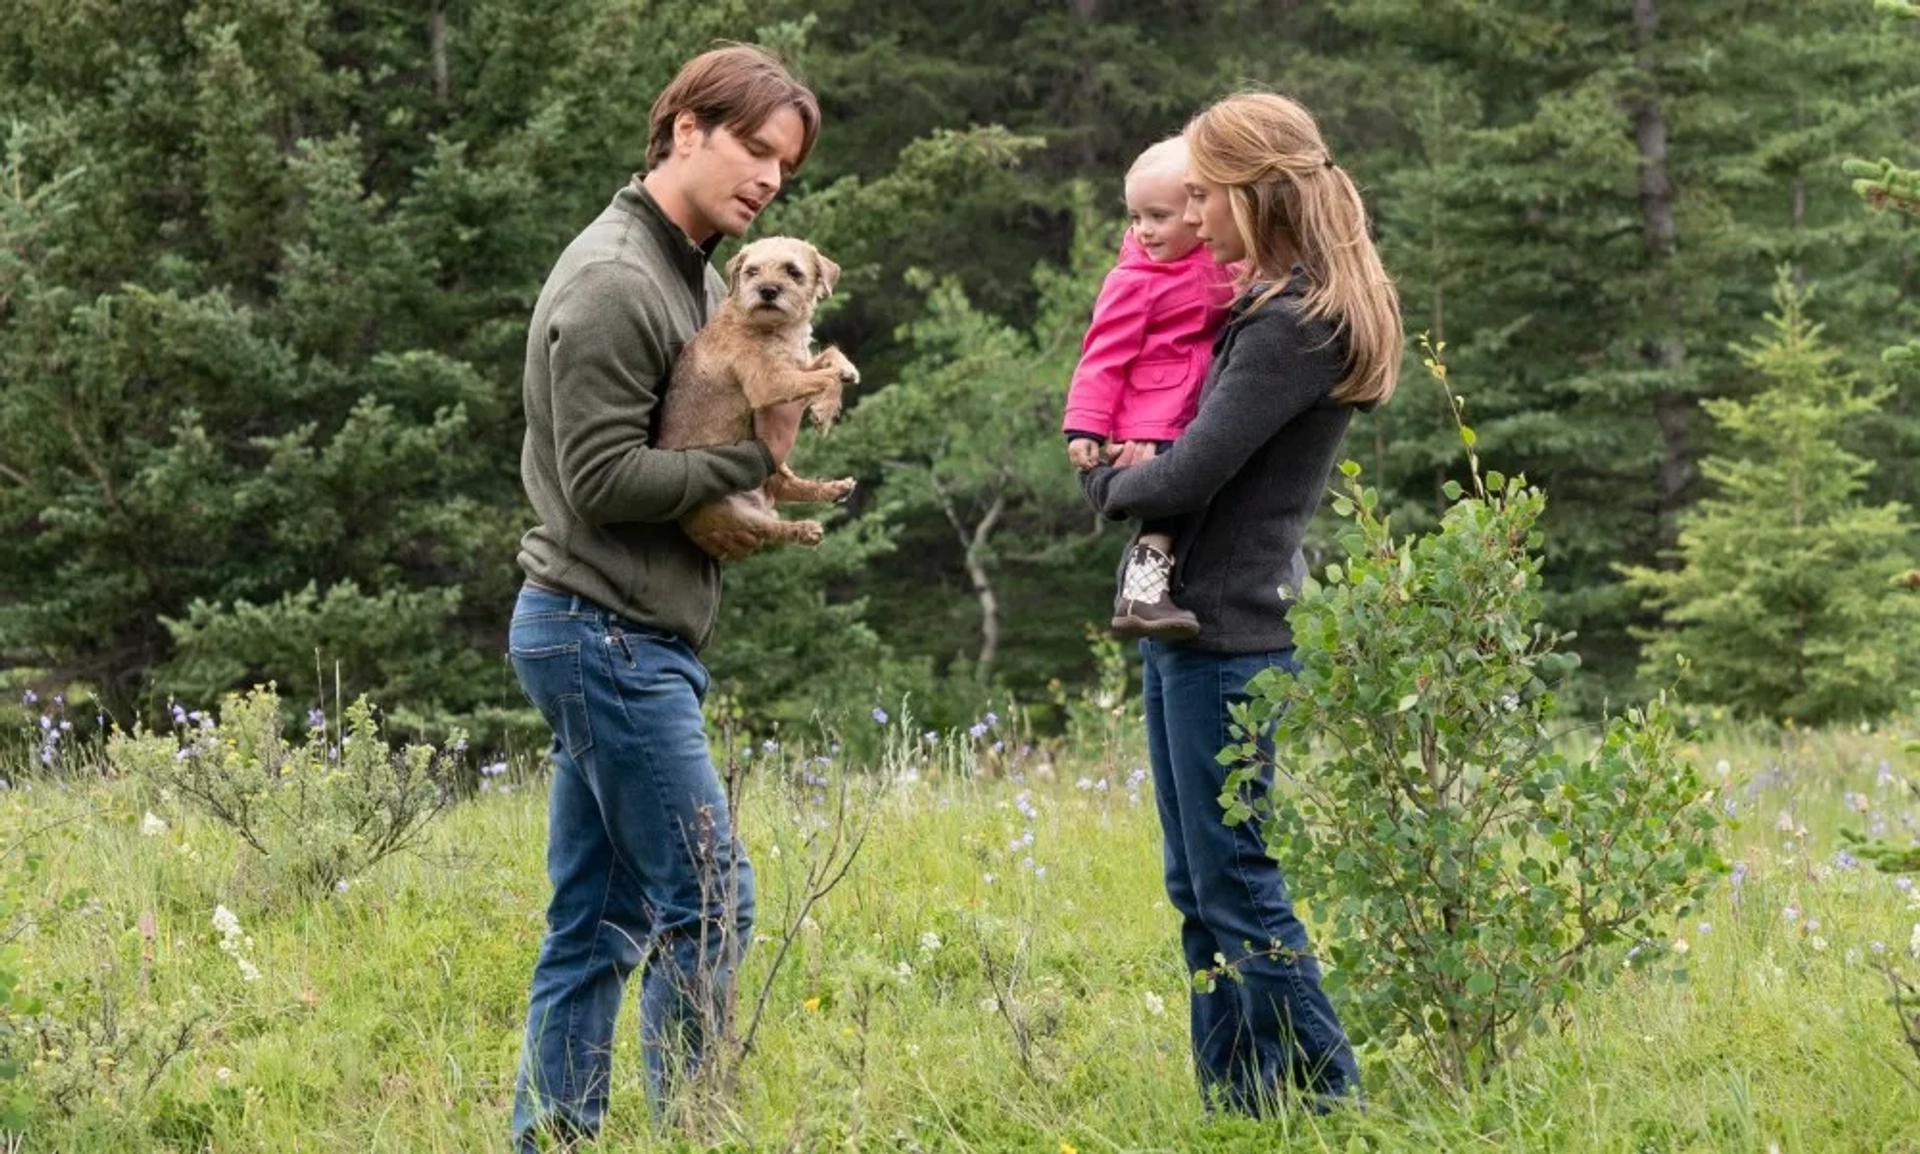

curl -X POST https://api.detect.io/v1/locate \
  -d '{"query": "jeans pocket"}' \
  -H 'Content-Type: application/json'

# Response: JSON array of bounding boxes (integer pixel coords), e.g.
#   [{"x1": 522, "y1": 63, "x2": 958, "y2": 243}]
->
[
  {"x1": 510, "y1": 642, "x2": 594, "y2": 760},
  {"x1": 607, "y1": 626, "x2": 710, "y2": 702}
]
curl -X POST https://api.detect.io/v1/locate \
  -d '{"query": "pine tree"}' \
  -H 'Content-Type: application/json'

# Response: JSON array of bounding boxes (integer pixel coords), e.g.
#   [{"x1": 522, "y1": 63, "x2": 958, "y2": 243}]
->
[{"x1": 1621, "y1": 271, "x2": 1920, "y2": 724}]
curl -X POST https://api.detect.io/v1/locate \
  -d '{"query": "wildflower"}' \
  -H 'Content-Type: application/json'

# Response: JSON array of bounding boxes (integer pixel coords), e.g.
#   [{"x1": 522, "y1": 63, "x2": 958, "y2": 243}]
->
[
  {"x1": 479, "y1": 760, "x2": 507, "y2": 778},
  {"x1": 872, "y1": 707, "x2": 889, "y2": 725},
  {"x1": 1061, "y1": 1143, "x2": 1078, "y2": 1154},
  {"x1": 923, "y1": 731, "x2": 938, "y2": 745},
  {"x1": 1698, "y1": 922, "x2": 1712, "y2": 936},
  {"x1": 307, "y1": 708, "x2": 326, "y2": 730},
  {"x1": 1782, "y1": 903, "x2": 1800, "y2": 924},
  {"x1": 1834, "y1": 850, "x2": 1860, "y2": 871},
  {"x1": 968, "y1": 722, "x2": 989, "y2": 740},
  {"x1": 1871, "y1": 941, "x2": 1887, "y2": 956},
  {"x1": 1896, "y1": 877, "x2": 1914, "y2": 893},
  {"x1": 991, "y1": 740, "x2": 1004, "y2": 754},
  {"x1": 895, "y1": 961, "x2": 914, "y2": 978},
  {"x1": 1713, "y1": 758, "x2": 1730, "y2": 777},
  {"x1": 803, "y1": 997, "x2": 821, "y2": 1012},
  {"x1": 1672, "y1": 938, "x2": 1689, "y2": 956},
  {"x1": 1014, "y1": 791, "x2": 1038, "y2": 821},
  {"x1": 20, "y1": 690, "x2": 37, "y2": 706},
  {"x1": 979, "y1": 996, "x2": 1000, "y2": 1013},
  {"x1": 1775, "y1": 811, "x2": 1796, "y2": 834},
  {"x1": 140, "y1": 812, "x2": 168, "y2": 837},
  {"x1": 213, "y1": 905, "x2": 242, "y2": 939},
  {"x1": 985, "y1": 711, "x2": 999, "y2": 727},
  {"x1": 334, "y1": 879, "x2": 350, "y2": 894},
  {"x1": 1809, "y1": 936, "x2": 1828, "y2": 953},
  {"x1": 1076, "y1": 777, "x2": 1093, "y2": 791},
  {"x1": 1142, "y1": 991, "x2": 1166, "y2": 1016},
  {"x1": 920, "y1": 931, "x2": 943, "y2": 953},
  {"x1": 237, "y1": 957, "x2": 262, "y2": 981},
  {"x1": 215, "y1": 1067, "x2": 233, "y2": 1084},
  {"x1": 1877, "y1": 760, "x2": 1896, "y2": 787}
]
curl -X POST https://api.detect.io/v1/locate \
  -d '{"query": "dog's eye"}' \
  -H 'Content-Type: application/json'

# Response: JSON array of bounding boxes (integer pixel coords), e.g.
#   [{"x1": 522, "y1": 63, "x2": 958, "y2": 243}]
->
[
  {"x1": 741, "y1": 266, "x2": 758, "y2": 278},
  {"x1": 783, "y1": 262, "x2": 803, "y2": 280}
]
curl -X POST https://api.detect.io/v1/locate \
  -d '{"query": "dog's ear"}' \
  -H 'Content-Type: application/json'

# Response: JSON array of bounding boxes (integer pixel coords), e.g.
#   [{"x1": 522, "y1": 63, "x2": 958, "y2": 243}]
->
[
  {"x1": 724, "y1": 248, "x2": 747, "y2": 290},
  {"x1": 812, "y1": 250, "x2": 841, "y2": 299}
]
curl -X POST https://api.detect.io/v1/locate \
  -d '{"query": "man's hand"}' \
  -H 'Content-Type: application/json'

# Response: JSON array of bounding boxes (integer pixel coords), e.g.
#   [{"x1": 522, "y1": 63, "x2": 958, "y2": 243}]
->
[
  {"x1": 1067, "y1": 438, "x2": 1103, "y2": 472},
  {"x1": 1106, "y1": 440, "x2": 1159, "y2": 468},
  {"x1": 753, "y1": 399, "x2": 810, "y2": 467}
]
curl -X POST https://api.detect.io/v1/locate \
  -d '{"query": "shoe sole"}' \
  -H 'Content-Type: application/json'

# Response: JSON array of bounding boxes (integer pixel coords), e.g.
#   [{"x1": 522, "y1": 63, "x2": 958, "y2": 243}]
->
[{"x1": 1111, "y1": 614, "x2": 1200, "y2": 640}]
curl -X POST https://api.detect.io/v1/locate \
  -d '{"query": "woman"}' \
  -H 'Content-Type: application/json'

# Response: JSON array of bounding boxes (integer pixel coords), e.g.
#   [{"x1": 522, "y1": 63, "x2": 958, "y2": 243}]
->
[{"x1": 1080, "y1": 91, "x2": 1402, "y2": 1112}]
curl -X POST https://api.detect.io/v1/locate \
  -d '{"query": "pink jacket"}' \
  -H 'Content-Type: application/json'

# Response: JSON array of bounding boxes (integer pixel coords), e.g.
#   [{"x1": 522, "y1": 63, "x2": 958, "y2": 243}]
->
[{"x1": 1061, "y1": 232, "x2": 1234, "y2": 444}]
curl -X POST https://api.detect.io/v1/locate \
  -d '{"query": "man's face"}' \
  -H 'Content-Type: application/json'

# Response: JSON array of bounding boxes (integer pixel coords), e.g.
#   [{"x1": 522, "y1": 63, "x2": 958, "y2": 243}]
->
[{"x1": 673, "y1": 106, "x2": 807, "y2": 242}]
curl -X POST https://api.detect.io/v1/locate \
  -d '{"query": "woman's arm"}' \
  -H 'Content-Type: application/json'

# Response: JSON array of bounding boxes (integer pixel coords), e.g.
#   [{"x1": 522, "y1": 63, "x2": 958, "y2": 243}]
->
[{"x1": 1081, "y1": 304, "x2": 1341, "y2": 521}]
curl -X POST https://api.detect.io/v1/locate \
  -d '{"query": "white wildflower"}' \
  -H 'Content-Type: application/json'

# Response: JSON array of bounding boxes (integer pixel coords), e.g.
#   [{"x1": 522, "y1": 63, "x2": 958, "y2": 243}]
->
[
  {"x1": 919, "y1": 931, "x2": 943, "y2": 953},
  {"x1": 1142, "y1": 991, "x2": 1166, "y2": 1016},
  {"x1": 140, "y1": 812, "x2": 168, "y2": 837},
  {"x1": 895, "y1": 961, "x2": 914, "y2": 979}
]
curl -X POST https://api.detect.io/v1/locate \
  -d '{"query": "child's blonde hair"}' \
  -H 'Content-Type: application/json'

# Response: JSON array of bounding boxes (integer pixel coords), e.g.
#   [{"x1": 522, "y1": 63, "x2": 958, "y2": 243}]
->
[
  {"x1": 1185, "y1": 93, "x2": 1402, "y2": 407},
  {"x1": 1125, "y1": 136, "x2": 1188, "y2": 191}
]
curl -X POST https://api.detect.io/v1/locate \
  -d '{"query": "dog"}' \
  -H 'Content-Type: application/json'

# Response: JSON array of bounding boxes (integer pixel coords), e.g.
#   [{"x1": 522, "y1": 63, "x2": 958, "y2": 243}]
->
[{"x1": 655, "y1": 236, "x2": 859, "y2": 551}]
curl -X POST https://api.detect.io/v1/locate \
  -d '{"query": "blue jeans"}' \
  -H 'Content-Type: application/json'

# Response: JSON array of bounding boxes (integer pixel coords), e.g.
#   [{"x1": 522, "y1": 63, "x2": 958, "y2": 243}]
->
[
  {"x1": 1140, "y1": 640, "x2": 1359, "y2": 1112},
  {"x1": 507, "y1": 584, "x2": 754, "y2": 1150}
]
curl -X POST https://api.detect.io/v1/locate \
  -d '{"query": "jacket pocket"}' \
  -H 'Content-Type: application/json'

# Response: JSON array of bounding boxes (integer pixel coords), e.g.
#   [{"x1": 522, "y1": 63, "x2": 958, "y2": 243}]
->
[{"x1": 1131, "y1": 357, "x2": 1195, "y2": 391}]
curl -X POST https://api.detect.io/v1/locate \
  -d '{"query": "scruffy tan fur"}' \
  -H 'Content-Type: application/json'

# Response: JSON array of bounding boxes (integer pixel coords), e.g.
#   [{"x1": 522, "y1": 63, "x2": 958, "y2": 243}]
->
[{"x1": 656, "y1": 236, "x2": 859, "y2": 549}]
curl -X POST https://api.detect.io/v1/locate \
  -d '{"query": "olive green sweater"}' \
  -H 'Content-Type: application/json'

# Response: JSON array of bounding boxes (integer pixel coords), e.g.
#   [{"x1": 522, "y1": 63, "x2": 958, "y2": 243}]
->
[{"x1": 516, "y1": 181, "x2": 775, "y2": 650}]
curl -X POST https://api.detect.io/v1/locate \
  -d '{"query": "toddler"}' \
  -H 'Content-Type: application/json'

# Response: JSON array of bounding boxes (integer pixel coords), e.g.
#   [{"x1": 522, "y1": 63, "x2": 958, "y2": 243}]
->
[{"x1": 1063, "y1": 137, "x2": 1233, "y2": 639}]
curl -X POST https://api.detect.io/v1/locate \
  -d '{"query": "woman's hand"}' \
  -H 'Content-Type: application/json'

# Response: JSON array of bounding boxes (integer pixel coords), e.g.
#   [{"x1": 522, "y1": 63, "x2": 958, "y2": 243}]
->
[{"x1": 1106, "y1": 440, "x2": 1159, "y2": 468}]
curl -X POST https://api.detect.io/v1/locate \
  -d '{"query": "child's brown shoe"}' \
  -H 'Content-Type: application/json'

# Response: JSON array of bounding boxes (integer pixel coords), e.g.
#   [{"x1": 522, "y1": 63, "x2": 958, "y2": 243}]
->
[{"x1": 1111, "y1": 541, "x2": 1200, "y2": 640}]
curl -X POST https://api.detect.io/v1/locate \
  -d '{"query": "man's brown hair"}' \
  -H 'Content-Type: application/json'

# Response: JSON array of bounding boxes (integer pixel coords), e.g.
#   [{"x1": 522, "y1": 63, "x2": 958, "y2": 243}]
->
[{"x1": 646, "y1": 44, "x2": 821, "y2": 172}]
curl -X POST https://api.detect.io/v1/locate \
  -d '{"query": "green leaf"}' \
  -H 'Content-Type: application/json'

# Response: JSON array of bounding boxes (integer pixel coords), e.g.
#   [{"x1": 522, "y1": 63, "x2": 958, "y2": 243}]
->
[{"x1": 1443, "y1": 480, "x2": 1464, "y2": 501}]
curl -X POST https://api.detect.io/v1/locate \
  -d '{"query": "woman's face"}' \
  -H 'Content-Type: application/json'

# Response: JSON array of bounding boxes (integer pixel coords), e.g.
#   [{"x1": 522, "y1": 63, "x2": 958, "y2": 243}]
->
[{"x1": 1183, "y1": 172, "x2": 1243, "y2": 263}]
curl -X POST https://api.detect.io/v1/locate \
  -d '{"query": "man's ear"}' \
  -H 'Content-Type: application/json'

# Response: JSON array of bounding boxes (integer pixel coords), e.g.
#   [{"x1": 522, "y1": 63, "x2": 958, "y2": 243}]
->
[
  {"x1": 813, "y1": 251, "x2": 841, "y2": 299},
  {"x1": 672, "y1": 109, "x2": 703, "y2": 158},
  {"x1": 725, "y1": 248, "x2": 747, "y2": 289}
]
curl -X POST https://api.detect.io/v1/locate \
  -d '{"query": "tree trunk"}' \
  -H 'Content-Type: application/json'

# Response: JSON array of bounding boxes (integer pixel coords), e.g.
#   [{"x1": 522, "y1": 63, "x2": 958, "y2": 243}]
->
[
  {"x1": 430, "y1": 2, "x2": 450, "y2": 105},
  {"x1": 1631, "y1": 0, "x2": 1692, "y2": 548},
  {"x1": 930, "y1": 475, "x2": 1007, "y2": 676}
]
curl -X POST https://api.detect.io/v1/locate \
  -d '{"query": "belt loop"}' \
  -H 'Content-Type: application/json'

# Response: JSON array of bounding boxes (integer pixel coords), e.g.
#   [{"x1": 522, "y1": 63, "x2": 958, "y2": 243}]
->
[{"x1": 569, "y1": 593, "x2": 584, "y2": 615}]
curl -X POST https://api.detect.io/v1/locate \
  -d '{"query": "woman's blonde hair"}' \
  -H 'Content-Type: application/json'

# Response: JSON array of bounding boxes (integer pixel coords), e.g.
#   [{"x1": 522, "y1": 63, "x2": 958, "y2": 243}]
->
[{"x1": 1185, "y1": 93, "x2": 1402, "y2": 407}]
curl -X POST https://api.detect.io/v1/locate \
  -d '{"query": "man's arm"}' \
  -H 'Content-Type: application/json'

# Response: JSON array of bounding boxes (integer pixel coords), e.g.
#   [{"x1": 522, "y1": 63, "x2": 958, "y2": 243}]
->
[{"x1": 547, "y1": 261, "x2": 773, "y2": 524}]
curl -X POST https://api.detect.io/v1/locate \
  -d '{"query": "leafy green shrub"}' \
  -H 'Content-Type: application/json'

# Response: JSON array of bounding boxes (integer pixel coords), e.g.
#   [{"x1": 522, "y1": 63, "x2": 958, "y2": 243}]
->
[
  {"x1": 1219, "y1": 347, "x2": 1724, "y2": 1087},
  {"x1": 109, "y1": 686, "x2": 455, "y2": 896}
]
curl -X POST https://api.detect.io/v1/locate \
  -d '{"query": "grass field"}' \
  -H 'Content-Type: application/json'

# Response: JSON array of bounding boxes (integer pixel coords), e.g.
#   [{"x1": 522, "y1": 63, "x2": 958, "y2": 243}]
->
[{"x1": 2, "y1": 713, "x2": 1917, "y2": 1152}]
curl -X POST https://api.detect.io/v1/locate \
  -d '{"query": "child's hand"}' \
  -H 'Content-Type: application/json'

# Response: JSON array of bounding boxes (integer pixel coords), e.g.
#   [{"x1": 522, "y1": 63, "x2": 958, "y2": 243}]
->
[
  {"x1": 1068, "y1": 438, "x2": 1103, "y2": 472},
  {"x1": 1107, "y1": 440, "x2": 1159, "y2": 468}
]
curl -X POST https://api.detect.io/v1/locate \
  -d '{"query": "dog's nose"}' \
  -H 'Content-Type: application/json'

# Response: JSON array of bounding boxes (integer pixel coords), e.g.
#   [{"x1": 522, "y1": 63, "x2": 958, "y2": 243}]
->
[{"x1": 758, "y1": 285, "x2": 781, "y2": 303}]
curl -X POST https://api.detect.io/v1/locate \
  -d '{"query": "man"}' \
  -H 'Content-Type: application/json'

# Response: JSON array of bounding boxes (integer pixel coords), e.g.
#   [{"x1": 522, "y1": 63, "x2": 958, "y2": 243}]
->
[{"x1": 507, "y1": 44, "x2": 818, "y2": 1150}]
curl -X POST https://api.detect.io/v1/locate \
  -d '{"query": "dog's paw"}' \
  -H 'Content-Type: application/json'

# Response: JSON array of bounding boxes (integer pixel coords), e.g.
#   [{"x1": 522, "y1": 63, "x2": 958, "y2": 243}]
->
[
  {"x1": 824, "y1": 477, "x2": 856, "y2": 503},
  {"x1": 837, "y1": 362, "x2": 860, "y2": 386},
  {"x1": 794, "y1": 520, "x2": 825, "y2": 546},
  {"x1": 808, "y1": 396, "x2": 842, "y2": 429}
]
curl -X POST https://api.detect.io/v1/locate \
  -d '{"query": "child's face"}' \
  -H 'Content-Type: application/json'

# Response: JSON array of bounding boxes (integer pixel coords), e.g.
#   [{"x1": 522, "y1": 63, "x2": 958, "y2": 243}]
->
[{"x1": 1126, "y1": 172, "x2": 1203, "y2": 262}]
